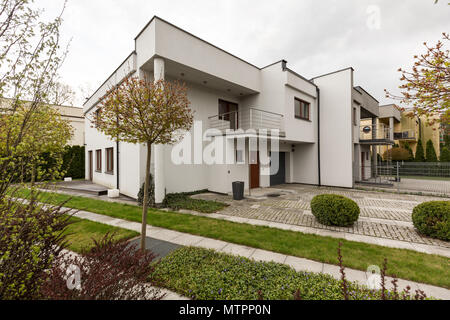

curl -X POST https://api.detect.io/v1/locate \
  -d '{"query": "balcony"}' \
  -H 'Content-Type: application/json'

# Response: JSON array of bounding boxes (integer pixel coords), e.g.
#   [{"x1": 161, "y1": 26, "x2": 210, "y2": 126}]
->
[
  {"x1": 360, "y1": 123, "x2": 394, "y2": 145},
  {"x1": 394, "y1": 130, "x2": 416, "y2": 141},
  {"x1": 208, "y1": 108, "x2": 284, "y2": 135}
]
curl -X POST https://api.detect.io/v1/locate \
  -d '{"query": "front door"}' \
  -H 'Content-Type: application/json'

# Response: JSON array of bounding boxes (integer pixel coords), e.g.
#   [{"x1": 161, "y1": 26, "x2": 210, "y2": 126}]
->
[
  {"x1": 270, "y1": 152, "x2": 286, "y2": 186},
  {"x1": 88, "y1": 151, "x2": 93, "y2": 181},
  {"x1": 219, "y1": 99, "x2": 238, "y2": 130},
  {"x1": 250, "y1": 151, "x2": 260, "y2": 189}
]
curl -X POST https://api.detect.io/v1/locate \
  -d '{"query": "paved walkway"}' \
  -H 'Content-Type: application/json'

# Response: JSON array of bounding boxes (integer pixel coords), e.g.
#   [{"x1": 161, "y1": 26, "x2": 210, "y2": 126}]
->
[
  {"x1": 193, "y1": 184, "x2": 450, "y2": 255},
  {"x1": 357, "y1": 178, "x2": 450, "y2": 197},
  {"x1": 71, "y1": 208, "x2": 450, "y2": 300}
]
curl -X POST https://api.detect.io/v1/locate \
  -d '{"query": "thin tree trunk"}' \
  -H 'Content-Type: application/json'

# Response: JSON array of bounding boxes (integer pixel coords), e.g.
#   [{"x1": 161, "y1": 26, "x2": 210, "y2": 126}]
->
[{"x1": 140, "y1": 143, "x2": 152, "y2": 251}]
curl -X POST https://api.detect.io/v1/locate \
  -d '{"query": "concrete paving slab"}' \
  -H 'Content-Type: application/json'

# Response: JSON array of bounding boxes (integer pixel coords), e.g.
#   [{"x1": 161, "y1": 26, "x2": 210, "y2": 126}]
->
[
  {"x1": 171, "y1": 234, "x2": 204, "y2": 246},
  {"x1": 195, "y1": 238, "x2": 230, "y2": 251},
  {"x1": 250, "y1": 249, "x2": 287, "y2": 264},
  {"x1": 284, "y1": 256, "x2": 323, "y2": 273},
  {"x1": 221, "y1": 243, "x2": 257, "y2": 258}
]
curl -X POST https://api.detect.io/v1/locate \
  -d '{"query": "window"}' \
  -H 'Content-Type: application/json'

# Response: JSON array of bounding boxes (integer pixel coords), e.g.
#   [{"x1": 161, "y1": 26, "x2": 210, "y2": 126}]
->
[
  {"x1": 353, "y1": 107, "x2": 357, "y2": 126},
  {"x1": 95, "y1": 149, "x2": 102, "y2": 172},
  {"x1": 236, "y1": 150, "x2": 244, "y2": 164},
  {"x1": 106, "y1": 148, "x2": 114, "y2": 174},
  {"x1": 95, "y1": 108, "x2": 101, "y2": 128},
  {"x1": 295, "y1": 98, "x2": 310, "y2": 121}
]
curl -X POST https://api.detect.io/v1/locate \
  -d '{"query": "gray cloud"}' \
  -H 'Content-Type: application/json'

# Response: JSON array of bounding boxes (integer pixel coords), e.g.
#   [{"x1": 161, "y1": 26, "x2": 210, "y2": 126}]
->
[{"x1": 40, "y1": 0, "x2": 449, "y2": 106}]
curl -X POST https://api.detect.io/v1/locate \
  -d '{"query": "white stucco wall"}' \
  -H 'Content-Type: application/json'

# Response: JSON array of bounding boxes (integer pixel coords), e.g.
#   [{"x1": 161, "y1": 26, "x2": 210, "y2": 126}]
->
[{"x1": 313, "y1": 69, "x2": 354, "y2": 188}]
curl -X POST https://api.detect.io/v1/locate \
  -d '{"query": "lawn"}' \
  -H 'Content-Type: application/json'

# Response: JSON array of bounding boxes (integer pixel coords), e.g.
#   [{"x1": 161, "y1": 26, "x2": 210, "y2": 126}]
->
[
  {"x1": 152, "y1": 247, "x2": 431, "y2": 300},
  {"x1": 163, "y1": 191, "x2": 228, "y2": 213},
  {"x1": 12, "y1": 188, "x2": 450, "y2": 288},
  {"x1": 64, "y1": 217, "x2": 139, "y2": 253}
]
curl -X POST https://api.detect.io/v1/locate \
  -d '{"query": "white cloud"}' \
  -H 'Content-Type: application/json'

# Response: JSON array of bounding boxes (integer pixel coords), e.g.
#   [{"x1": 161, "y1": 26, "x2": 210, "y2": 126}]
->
[{"x1": 39, "y1": 0, "x2": 450, "y2": 106}]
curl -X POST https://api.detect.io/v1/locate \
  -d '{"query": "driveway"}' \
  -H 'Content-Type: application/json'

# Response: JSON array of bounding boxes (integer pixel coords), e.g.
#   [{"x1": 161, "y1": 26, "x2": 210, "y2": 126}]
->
[{"x1": 193, "y1": 184, "x2": 450, "y2": 251}]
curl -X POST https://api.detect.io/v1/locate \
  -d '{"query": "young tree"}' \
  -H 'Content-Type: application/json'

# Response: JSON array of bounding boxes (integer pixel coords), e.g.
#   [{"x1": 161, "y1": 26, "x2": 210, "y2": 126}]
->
[
  {"x1": 415, "y1": 139, "x2": 426, "y2": 162},
  {"x1": 440, "y1": 147, "x2": 450, "y2": 162},
  {"x1": 0, "y1": 0, "x2": 69, "y2": 198},
  {"x1": 385, "y1": 33, "x2": 449, "y2": 126},
  {"x1": 94, "y1": 77, "x2": 194, "y2": 250},
  {"x1": 425, "y1": 139, "x2": 438, "y2": 162}
]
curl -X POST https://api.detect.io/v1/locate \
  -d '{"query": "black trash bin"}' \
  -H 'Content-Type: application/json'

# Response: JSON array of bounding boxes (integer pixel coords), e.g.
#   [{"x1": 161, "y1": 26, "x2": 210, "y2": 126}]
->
[{"x1": 232, "y1": 181, "x2": 245, "y2": 201}]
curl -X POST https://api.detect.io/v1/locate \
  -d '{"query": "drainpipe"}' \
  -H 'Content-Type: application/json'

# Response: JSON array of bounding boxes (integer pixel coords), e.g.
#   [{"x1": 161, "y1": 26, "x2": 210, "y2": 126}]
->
[
  {"x1": 316, "y1": 87, "x2": 321, "y2": 186},
  {"x1": 116, "y1": 141, "x2": 120, "y2": 190}
]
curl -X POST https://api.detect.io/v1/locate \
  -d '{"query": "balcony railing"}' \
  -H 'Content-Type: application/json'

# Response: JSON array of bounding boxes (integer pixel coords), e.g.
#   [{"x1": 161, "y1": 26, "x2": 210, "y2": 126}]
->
[
  {"x1": 208, "y1": 108, "x2": 284, "y2": 133},
  {"x1": 360, "y1": 123, "x2": 392, "y2": 142},
  {"x1": 394, "y1": 130, "x2": 416, "y2": 140}
]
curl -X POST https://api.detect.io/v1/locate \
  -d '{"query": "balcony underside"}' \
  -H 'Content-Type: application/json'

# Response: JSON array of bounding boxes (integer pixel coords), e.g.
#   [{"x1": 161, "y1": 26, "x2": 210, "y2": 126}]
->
[{"x1": 359, "y1": 139, "x2": 395, "y2": 145}]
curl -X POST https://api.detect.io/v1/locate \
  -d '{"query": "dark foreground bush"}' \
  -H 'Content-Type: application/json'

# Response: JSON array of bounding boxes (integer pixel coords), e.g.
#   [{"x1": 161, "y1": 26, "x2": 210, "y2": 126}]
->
[
  {"x1": 412, "y1": 201, "x2": 450, "y2": 241},
  {"x1": 137, "y1": 174, "x2": 155, "y2": 207},
  {"x1": 0, "y1": 192, "x2": 71, "y2": 300},
  {"x1": 41, "y1": 234, "x2": 163, "y2": 300},
  {"x1": 311, "y1": 194, "x2": 360, "y2": 227}
]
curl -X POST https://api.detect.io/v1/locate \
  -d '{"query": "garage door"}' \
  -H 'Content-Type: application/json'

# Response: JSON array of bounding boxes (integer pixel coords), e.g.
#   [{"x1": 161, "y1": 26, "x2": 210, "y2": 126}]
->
[{"x1": 270, "y1": 152, "x2": 286, "y2": 186}]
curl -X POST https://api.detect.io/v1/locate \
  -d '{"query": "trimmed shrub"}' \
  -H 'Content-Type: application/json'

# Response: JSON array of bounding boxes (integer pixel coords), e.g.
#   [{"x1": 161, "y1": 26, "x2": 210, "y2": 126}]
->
[
  {"x1": 311, "y1": 194, "x2": 360, "y2": 227},
  {"x1": 412, "y1": 201, "x2": 450, "y2": 241},
  {"x1": 425, "y1": 140, "x2": 438, "y2": 162},
  {"x1": 383, "y1": 147, "x2": 410, "y2": 161},
  {"x1": 137, "y1": 174, "x2": 155, "y2": 207},
  {"x1": 62, "y1": 145, "x2": 85, "y2": 179},
  {"x1": 403, "y1": 143, "x2": 415, "y2": 161}
]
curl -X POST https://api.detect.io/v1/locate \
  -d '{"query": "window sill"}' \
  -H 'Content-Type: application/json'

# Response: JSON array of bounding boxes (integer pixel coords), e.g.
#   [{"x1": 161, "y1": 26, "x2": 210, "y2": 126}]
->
[
  {"x1": 295, "y1": 116, "x2": 311, "y2": 122},
  {"x1": 105, "y1": 171, "x2": 114, "y2": 175},
  {"x1": 95, "y1": 170, "x2": 102, "y2": 173}
]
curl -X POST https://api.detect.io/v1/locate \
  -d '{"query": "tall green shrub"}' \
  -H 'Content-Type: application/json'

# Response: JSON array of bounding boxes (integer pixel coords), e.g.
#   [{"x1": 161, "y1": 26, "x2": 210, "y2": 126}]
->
[
  {"x1": 440, "y1": 147, "x2": 450, "y2": 162},
  {"x1": 403, "y1": 143, "x2": 415, "y2": 161},
  {"x1": 62, "y1": 146, "x2": 85, "y2": 179},
  {"x1": 425, "y1": 140, "x2": 438, "y2": 162},
  {"x1": 415, "y1": 139, "x2": 426, "y2": 162}
]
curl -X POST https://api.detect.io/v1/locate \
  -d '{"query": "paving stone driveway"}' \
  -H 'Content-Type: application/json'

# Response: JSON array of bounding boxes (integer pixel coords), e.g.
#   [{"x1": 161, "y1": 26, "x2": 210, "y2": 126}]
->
[{"x1": 194, "y1": 184, "x2": 450, "y2": 249}]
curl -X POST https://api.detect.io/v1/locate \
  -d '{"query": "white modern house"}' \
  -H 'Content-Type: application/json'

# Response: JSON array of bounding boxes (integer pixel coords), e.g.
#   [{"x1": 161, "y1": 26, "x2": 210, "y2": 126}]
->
[{"x1": 84, "y1": 16, "x2": 390, "y2": 203}]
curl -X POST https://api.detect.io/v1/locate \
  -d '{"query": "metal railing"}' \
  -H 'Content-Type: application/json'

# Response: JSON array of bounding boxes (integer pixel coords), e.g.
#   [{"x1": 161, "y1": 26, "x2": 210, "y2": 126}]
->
[
  {"x1": 208, "y1": 108, "x2": 284, "y2": 132},
  {"x1": 394, "y1": 129, "x2": 416, "y2": 140},
  {"x1": 360, "y1": 123, "x2": 392, "y2": 141}
]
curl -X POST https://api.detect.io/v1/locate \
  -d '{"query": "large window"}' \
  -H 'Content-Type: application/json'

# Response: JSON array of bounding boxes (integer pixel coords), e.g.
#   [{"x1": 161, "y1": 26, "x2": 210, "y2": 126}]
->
[
  {"x1": 295, "y1": 98, "x2": 310, "y2": 121},
  {"x1": 96, "y1": 149, "x2": 102, "y2": 172},
  {"x1": 106, "y1": 148, "x2": 114, "y2": 174}
]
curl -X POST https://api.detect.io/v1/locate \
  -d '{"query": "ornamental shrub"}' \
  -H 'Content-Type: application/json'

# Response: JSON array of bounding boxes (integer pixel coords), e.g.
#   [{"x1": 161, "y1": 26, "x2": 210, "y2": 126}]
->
[
  {"x1": 415, "y1": 139, "x2": 426, "y2": 162},
  {"x1": 311, "y1": 194, "x2": 360, "y2": 227},
  {"x1": 425, "y1": 140, "x2": 438, "y2": 162},
  {"x1": 383, "y1": 147, "x2": 410, "y2": 161},
  {"x1": 412, "y1": 201, "x2": 450, "y2": 241},
  {"x1": 137, "y1": 174, "x2": 155, "y2": 207},
  {"x1": 440, "y1": 147, "x2": 450, "y2": 162}
]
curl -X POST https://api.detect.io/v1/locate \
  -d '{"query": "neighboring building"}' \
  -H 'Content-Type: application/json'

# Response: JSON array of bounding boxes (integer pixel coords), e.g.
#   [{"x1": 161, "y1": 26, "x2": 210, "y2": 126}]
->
[
  {"x1": 53, "y1": 105, "x2": 85, "y2": 146},
  {"x1": 0, "y1": 97, "x2": 85, "y2": 146},
  {"x1": 374, "y1": 104, "x2": 441, "y2": 160},
  {"x1": 83, "y1": 16, "x2": 390, "y2": 201}
]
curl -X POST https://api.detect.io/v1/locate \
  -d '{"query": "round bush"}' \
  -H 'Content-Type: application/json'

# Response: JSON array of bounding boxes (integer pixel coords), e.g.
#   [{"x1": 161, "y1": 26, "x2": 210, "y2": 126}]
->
[
  {"x1": 412, "y1": 201, "x2": 450, "y2": 241},
  {"x1": 310, "y1": 194, "x2": 360, "y2": 227}
]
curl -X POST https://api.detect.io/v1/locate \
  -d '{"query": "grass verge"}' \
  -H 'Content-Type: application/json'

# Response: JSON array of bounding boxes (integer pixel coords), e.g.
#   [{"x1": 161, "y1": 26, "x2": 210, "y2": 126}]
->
[
  {"x1": 13, "y1": 188, "x2": 450, "y2": 288},
  {"x1": 64, "y1": 217, "x2": 139, "y2": 253}
]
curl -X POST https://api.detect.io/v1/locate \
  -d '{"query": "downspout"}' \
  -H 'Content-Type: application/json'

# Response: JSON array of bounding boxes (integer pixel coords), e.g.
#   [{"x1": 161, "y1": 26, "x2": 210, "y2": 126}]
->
[
  {"x1": 116, "y1": 141, "x2": 120, "y2": 190},
  {"x1": 317, "y1": 87, "x2": 321, "y2": 186}
]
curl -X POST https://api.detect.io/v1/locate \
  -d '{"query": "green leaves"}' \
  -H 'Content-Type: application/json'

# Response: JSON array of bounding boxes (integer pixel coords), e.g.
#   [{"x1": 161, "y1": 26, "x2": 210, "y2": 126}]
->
[{"x1": 311, "y1": 194, "x2": 360, "y2": 227}]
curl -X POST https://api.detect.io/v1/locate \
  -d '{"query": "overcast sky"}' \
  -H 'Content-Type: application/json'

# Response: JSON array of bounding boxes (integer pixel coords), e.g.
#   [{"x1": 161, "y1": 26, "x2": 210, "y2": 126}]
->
[{"x1": 39, "y1": 0, "x2": 449, "y2": 106}]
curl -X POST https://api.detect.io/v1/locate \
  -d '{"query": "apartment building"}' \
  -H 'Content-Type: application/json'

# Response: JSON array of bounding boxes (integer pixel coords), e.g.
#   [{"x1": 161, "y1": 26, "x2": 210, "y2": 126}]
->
[{"x1": 83, "y1": 16, "x2": 387, "y2": 202}]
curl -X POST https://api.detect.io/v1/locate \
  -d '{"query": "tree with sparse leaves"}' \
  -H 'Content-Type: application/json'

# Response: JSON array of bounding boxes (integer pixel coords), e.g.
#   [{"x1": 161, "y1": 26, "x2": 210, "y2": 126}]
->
[
  {"x1": 385, "y1": 33, "x2": 449, "y2": 126},
  {"x1": 94, "y1": 77, "x2": 194, "y2": 250}
]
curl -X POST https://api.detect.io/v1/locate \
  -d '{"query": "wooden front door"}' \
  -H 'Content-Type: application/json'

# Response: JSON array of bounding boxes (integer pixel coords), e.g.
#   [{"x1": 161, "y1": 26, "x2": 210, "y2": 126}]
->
[
  {"x1": 250, "y1": 151, "x2": 260, "y2": 189},
  {"x1": 88, "y1": 151, "x2": 93, "y2": 181}
]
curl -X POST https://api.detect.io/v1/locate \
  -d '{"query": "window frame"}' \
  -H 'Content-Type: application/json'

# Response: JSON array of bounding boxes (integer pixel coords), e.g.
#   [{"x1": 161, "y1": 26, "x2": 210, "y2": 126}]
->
[
  {"x1": 294, "y1": 98, "x2": 311, "y2": 121},
  {"x1": 95, "y1": 149, "x2": 102, "y2": 172},
  {"x1": 106, "y1": 147, "x2": 114, "y2": 174}
]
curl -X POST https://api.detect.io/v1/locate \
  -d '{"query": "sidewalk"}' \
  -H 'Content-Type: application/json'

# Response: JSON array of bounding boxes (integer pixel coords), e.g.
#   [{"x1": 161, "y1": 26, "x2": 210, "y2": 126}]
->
[{"x1": 72, "y1": 208, "x2": 450, "y2": 300}]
